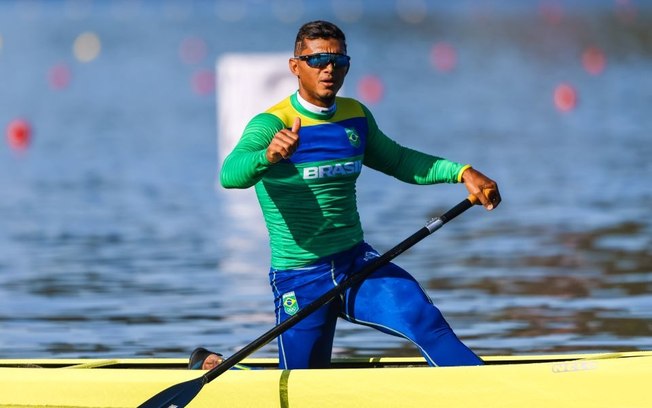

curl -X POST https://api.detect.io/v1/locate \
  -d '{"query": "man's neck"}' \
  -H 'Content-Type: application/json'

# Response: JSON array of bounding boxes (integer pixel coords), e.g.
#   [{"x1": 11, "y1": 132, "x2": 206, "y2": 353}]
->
[{"x1": 296, "y1": 92, "x2": 336, "y2": 115}]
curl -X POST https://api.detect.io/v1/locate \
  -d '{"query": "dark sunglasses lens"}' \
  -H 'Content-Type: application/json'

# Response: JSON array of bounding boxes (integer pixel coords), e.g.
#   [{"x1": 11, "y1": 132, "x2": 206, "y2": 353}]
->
[
  {"x1": 306, "y1": 54, "x2": 330, "y2": 68},
  {"x1": 333, "y1": 55, "x2": 350, "y2": 67},
  {"x1": 306, "y1": 54, "x2": 350, "y2": 68}
]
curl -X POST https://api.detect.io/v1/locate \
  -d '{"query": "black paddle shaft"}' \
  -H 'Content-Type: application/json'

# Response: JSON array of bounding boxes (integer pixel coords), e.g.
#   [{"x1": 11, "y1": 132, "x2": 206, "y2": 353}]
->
[
  {"x1": 202, "y1": 196, "x2": 475, "y2": 383},
  {"x1": 138, "y1": 196, "x2": 475, "y2": 408}
]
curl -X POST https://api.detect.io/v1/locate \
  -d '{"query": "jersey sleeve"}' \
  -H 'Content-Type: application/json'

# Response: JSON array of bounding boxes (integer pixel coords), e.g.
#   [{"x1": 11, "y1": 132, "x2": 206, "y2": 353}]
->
[
  {"x1": 219, "y1": 113, "x2": 285, "y2": 189},
  {"x1": 360, "y1": 104, "x2": 467, "y2": 184}
]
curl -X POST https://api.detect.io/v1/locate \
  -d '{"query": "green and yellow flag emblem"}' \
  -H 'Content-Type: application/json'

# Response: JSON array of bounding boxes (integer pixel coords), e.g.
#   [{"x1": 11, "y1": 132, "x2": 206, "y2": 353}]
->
[{"x1": 282, "y1": 291, "x2": 299, "y2": 316}]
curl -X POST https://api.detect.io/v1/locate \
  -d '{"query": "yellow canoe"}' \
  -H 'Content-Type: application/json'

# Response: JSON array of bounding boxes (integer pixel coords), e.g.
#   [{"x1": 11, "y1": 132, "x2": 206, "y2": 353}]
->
[{"x1": 0, "y1": 351, "x2": 650, "y2": 408}]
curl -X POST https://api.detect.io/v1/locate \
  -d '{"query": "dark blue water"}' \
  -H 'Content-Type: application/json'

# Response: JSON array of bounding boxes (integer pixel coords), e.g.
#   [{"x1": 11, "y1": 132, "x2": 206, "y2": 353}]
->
[{"x1": 1, "y1": 0, "x2": 650, "y2": 359}]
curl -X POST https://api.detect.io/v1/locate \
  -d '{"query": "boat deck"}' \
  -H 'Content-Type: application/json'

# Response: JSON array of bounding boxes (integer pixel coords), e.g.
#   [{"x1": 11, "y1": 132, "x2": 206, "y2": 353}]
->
[
  {"x1": 1, "y1": 350, "x2": 649, "y2": 369},
  {"x1": 0, "y1": 351, "x2": 650, "y2": 408}
]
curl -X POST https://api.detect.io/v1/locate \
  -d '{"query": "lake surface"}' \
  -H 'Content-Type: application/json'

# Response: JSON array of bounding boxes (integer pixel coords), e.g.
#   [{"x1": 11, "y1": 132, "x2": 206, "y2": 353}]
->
[{"x1": 0, "y1": 0, "x2": 650, "y2": 360}]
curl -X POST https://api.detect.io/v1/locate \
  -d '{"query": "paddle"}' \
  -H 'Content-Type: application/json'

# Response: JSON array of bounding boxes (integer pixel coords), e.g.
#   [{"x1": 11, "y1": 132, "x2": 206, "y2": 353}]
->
[{"x1": 138, "y1": 194, "x2": 480, "y2": 408}]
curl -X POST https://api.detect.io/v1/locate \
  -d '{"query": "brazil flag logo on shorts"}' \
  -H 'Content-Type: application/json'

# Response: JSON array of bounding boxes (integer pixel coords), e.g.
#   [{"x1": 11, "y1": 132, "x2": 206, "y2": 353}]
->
[{"x1": 282, "y1": 291, "x2": 299, "y2": 316}]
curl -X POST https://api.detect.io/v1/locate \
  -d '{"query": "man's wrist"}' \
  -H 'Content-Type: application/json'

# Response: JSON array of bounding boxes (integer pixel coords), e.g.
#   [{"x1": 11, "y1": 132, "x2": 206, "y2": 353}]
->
[{"x1": 457, "y1": 164, "x2": 472, "y2": 183}]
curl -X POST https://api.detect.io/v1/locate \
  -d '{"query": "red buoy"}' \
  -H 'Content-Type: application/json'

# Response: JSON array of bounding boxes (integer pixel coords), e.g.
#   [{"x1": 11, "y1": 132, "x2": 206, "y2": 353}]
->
[
  {"x1": 191, "y1": 69, "x2": 215, "y2": 95},
  {"x1": 554, "y1": 83, "x2": 578, "y2": 112},
  {"x1": 48, "y1": 63, "x2": 72, "y2": 90},
  {"x1": 431, "y1": 42, "x2": 457, "y2": 72},
  {"x1": 582, "y1": 46, "x2": 606, "y2": 76},
  {"x1": 357, "y1": 75, "x2": 384, "y2": 104},
  {"x1": 6, "y1": 119, "x2": 32, "y2": 150}
]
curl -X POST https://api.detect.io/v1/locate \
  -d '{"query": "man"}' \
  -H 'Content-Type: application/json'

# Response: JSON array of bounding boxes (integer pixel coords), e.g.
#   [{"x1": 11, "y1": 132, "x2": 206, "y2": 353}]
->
[{"x1": 220, "y1": 20, "x2": 500, "y2": 369}]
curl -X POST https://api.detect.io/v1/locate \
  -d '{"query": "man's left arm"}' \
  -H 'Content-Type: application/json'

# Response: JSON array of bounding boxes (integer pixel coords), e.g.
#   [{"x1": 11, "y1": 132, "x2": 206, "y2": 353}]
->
[{"x1": 361, "y1": 104, "x2": 501, "y2": 210}]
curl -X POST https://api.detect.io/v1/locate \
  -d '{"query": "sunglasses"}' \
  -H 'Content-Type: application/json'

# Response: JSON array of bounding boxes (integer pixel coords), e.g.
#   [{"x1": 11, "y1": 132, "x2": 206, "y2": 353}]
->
[{"x1": 293, "y1": 53, "x2": 351, "y2": 69}]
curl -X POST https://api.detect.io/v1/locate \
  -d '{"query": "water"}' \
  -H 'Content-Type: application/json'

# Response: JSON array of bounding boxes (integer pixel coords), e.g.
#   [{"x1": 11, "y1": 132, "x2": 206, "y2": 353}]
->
[{"x1": 0, "y1": 1, "x2": 651, "y2": 360}]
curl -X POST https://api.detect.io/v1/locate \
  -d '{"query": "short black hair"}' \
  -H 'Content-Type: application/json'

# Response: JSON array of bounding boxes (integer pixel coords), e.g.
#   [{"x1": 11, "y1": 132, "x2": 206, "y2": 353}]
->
[{"x1": 294, "y1": 20, "x2": 347, "y2": 56}]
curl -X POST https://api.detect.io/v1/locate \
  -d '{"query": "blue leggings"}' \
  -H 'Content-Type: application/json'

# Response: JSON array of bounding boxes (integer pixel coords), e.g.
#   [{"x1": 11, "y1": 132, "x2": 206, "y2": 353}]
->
[{"x1": 269, "y1": 242, "x2": 483, "y2": 369}]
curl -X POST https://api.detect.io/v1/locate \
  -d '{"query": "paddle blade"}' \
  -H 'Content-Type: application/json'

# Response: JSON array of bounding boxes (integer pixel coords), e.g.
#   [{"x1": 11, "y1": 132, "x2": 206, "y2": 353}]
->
[{"x1": 138, "y1": 377, "x2": 204, "y2": 408}]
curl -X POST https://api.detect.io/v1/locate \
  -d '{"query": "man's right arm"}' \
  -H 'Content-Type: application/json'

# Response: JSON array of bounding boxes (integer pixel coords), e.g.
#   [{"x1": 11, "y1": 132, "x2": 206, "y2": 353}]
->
[{"x1": 220, "y1": 113, "x2": 285, "y2": 189}]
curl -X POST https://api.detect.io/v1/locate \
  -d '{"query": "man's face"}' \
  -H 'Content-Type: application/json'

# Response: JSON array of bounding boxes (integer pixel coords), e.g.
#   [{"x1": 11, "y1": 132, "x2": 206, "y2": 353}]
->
[{"x1": 289, "y1": 37, "x2": 348, "y2": 107}]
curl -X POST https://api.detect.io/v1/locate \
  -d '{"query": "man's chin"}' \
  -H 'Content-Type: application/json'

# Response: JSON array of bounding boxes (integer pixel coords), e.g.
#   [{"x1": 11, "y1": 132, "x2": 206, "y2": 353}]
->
[{"x1": 318, "y1": 88, "x2": 338, "y2": 103}]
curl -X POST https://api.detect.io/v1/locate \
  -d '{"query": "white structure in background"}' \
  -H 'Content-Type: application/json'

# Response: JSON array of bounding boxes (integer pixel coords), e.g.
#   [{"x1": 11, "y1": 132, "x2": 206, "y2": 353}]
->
[
  {"x1": 217, "y1": 53, "x2": 296, "y2": 167},
  {"x1": 215, "y1": 53, "x2": 345, "y2": 275},
  {"x1": 215, "y1": 53, "x2": 296, "y2": 274}
]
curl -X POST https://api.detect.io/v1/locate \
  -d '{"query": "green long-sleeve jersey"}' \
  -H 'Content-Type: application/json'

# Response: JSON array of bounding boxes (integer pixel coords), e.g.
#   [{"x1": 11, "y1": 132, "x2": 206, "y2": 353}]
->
[{"x1": 220, "y1": 93, "x2": 468, "y2": 269}]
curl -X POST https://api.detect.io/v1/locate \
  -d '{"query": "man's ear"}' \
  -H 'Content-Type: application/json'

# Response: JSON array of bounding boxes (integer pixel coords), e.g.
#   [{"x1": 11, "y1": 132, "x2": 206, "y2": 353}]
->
[{"x1": 289, "y1": 58, "x2": 300, "y2": 76}]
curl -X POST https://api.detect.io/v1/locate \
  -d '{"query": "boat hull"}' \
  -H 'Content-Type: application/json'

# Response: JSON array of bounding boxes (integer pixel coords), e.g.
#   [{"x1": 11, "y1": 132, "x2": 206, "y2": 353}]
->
[{"x1": 0, "y1": 352, "x2": 650, "y2": 407}]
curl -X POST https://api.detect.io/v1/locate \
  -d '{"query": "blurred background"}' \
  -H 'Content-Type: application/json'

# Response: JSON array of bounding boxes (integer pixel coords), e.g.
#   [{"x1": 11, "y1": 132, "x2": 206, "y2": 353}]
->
[{"x1": 0, "y1": 0, "x2": 650, "y2": 359}]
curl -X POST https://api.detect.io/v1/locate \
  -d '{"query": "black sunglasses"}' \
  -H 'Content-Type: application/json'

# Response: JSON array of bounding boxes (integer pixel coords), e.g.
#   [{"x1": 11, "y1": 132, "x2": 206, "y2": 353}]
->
[{"x1": 293, "y1": 53, "x2": 351, "y2": 69}]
